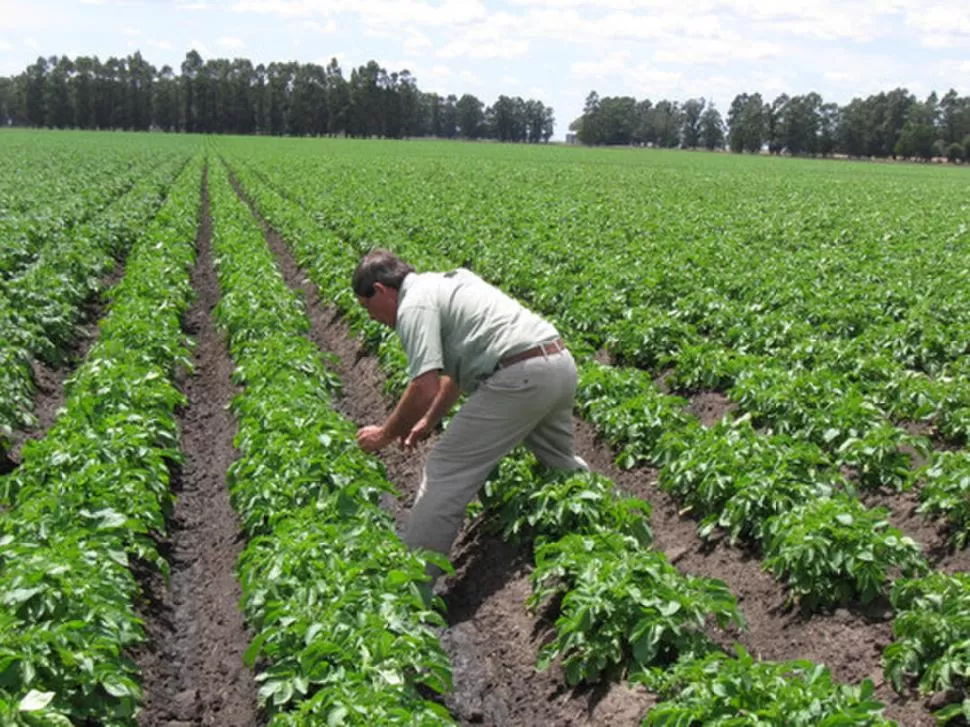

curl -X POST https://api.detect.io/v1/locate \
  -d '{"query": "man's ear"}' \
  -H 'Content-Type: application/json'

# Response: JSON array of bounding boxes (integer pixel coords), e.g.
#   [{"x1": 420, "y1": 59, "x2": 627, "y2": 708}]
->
[{"x1": 373, "y1": 281, "x2": 388, "y2": 296}]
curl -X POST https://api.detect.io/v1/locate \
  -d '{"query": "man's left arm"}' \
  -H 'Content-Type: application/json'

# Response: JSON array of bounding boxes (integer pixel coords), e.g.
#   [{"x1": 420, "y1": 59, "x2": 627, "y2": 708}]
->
[{"x1": 357, "y1": 369, "x2": 440, "y2": 452}]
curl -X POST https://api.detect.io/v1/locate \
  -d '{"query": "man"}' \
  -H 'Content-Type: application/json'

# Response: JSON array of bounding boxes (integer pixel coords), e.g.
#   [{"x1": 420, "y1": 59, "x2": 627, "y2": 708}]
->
[{"x1": 353, "y1": 249, "x2": 587, "y2": 575}]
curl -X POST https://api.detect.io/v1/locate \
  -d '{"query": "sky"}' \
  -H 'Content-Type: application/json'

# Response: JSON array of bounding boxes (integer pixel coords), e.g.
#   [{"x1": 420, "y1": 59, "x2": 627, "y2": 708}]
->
[{"x1": 1, "y1": 0, "x2": 969, "y2": 139}]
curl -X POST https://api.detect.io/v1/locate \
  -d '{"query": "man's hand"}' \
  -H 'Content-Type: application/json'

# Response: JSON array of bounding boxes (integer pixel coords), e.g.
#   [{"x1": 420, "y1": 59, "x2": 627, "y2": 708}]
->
[
  {"x1": 403, "y1": 416, "x2": 434, "y2": 449},
  {"x1": 357, "y1": 425, "x2": 391, "y2": 453}
]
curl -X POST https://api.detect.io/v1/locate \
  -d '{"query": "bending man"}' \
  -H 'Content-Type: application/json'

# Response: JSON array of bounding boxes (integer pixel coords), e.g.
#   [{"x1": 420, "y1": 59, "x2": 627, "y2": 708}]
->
[{"x1": 354, "y1": 249, "x2": 587, "y2": 575}]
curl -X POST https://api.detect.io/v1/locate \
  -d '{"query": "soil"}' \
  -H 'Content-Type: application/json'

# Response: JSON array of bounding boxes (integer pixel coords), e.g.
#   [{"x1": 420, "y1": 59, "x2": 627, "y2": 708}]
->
[
  {"x1": 686, "y1": 390, "x2": 737, "y2": 427},
  {"x1": 135, "y1": 173, "x2": 261, "y2": 727},
  {"x1": 231, "y1": 181, "x2": 941, "y2": 726}
]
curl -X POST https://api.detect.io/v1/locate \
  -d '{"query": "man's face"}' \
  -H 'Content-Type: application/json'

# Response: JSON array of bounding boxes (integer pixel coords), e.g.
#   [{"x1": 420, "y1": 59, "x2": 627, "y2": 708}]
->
[{"x1": 357, "y1": 282, "x2": 397, "y2": 327}]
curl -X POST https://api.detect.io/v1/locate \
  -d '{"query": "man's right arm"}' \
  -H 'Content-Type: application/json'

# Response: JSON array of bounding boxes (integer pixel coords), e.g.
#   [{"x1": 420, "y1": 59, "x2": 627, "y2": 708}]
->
[{"x1": 402, "y1": 375, "x2": 459, "y2": 447}]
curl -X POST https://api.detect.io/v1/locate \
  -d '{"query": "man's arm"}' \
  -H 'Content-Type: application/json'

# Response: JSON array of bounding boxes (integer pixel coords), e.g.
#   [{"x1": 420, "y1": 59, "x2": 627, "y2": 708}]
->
[
  {"x1": 357, "y1": 369, "x2": 440, "y2": 452},
  {"x1": 403, "y1": 375, "x2": 460, "y2": 447}
]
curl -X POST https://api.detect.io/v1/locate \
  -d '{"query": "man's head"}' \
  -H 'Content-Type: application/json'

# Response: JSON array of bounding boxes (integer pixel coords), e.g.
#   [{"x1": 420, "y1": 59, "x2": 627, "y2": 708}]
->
[{"x1": 352, "y1": 249, "x2": 414, "y2": 327}]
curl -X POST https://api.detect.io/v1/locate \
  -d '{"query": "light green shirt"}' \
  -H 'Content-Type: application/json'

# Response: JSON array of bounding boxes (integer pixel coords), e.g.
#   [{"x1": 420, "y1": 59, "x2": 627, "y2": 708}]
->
[{"x1": 395, "y1": 269, "x2": 559, "y2": 393}]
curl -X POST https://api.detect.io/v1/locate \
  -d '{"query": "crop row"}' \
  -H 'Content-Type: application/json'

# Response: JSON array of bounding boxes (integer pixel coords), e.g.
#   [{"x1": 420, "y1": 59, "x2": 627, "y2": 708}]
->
[
  {"x1": 224, "y1": 146, "x2": 970, "y2": 721},
  {"x1": 0, "y1": 154, "x2": 203, "y2": 725},
  {"x1": 221, "y1": 155, "x2": 901, "y2": 725},
  {"x1": 0, "y1": 152, "x2": 191, "y2": 466},
  {"x1": 217, "y1": 141, "x2": 969, "y2": 521},
  {"x1": 482, "y1": 453, "x2": 895, "y2": 725},
  {"x1": 206, "y1": 158, "x2": 455, "y2": 725},
  {"x1": 223, "y1": 144, "x2": 970, "y2": 557},
  {"x1": 223, "y1": 149, "x2": 932, "y2": 609},
  {"x1": 0, "y1": 133, "x2": 188, "y2": 279}
]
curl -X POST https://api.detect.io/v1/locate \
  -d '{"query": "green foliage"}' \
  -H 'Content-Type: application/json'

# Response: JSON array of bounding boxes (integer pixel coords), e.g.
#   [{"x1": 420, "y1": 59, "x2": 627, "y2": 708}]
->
[
  {"x1": 605, "y1": 309, "x2": 700, "y2": 371},
  {"x1": 917, "y1": 451, "x2": 970, "y2": 547},
  {"x1": 577, "y1": 363, "x2": 692, "y2": 469},
  {"x1": 658, "y1": 415, "x2": 837, "y2": 543},
  {"x1": 667, "y1": 342, "x2": 748, "y2": 392},
  {"x1": 0, "y1": 153, "x2": 204, "y2": 723},
  {"x1": 763, "y1": 496, "x2": 927, "y2": 607},
  {"x1": 480, "y1": 450, "x2": 652, "y2": 546},
  {"x1": 529, "y1": 533, "x2": 743, "y2": 685},
  {"x1": 207, "y1": 159, "x2": 455, "y2": 723},
  {"x1": 644, "y1": 645, "x2": 893, "y2": 726},
  {"x1": 885, "y1": 572, "x2": 970, "y2": 719},
  {"x1": 0, "y1": 144, "x2": 187, "y2": 459}
]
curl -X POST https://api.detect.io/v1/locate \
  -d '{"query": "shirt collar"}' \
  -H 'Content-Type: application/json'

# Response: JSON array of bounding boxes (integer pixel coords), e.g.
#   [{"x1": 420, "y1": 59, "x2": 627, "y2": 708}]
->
[{"x1": 399, "y1": 272, "x2": 415, "y2": 301}]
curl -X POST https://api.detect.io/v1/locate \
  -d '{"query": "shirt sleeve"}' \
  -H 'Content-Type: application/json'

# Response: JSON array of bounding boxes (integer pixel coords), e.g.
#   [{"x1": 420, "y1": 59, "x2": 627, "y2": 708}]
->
[{"x1": 396, "y1": 304, "x2": 444, "y2": 380}]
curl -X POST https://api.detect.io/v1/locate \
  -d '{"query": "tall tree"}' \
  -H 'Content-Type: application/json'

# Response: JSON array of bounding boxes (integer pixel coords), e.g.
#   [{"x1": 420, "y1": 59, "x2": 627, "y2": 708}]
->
[
  {"x1": 576, "y1": 90, "x2": 601, "y2": 145},
  {"x1": 45, "y1": 55, "x2": 73, "y2": 128},
  {"x1": 154, "y1": 64, "x2": 180, "y2": 131},
  {"x1": 699, "y1": 105, "x2": 725, "y2": 150},
  {"x1": 440, "y1": 94, "x2": 458, "y2": 138},
  {"x1": 765, "y1": 94, "x2": 788, "y2": 154},
  {"x1": 127, "y1": 51, "x2": 154, "y2": 130},
  {"x1": 456, "y1": 93, "x2": 484, "y2": 139},
  {"x1": 71, "y1": 56, "x2": 97, "y2": 128},
  {"x1": 895, "y1": 96, "x2": 938, "y2": 160},
  {"x1": 24, "y1": 56, "x2": 48, "y2": 126},
  {"x1": 650, "y1": 99, "x2": 681, "y2": 147},
  {"x1": 680, "y1": 97, "x2": 705, "y2": 149},
  {"x1": 180, "y1": 49, "x2": 203, "y2": 133}
]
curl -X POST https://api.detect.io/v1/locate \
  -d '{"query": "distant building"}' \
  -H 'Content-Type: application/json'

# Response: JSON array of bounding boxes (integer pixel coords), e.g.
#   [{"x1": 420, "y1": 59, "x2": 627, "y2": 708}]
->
[{"x1": 565, "y1": 132, "x2": 578, "y2": 145}]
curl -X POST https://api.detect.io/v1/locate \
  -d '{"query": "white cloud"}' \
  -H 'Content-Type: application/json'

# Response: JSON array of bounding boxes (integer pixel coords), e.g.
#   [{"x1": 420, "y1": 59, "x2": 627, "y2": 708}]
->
[
  {"x1": 232, "y1": 0, "x2": 319, "y2": 17},
  {"x1": 219, "y1": 36, "x2": 246, "y2": 50},
  {"x1": 313, "y1": 52, "x2": 345, "y2": 66},
  {"x1": 177, "y1": 1, "x2": 210, "y2": 9},
  {"x1": 905, "y1": 4, "x2": 970, "y2": 35},
  {"x1": 438, "y1": 36, "x2": 528, "y2": 59},
  {"x1": 360, "y1": 0, "x2": 488, "y2": 29},
  {"x1": 0, "y1": 40, "x2": 11, "y2": 51},
  {"x1": 0, "y1": 1, "x2": 49, "y2": 30},
  {"x1": 571, "y1": 51, "x2": 631, "y2": 78},
  {"x1": 122, "y1": 26, "x2": 140, "y2": 36},
  {"x1": 430, "y1": 64, "x2": 451, "y2": 78},
  {"x1": 149, "y1": 39, "x2": 173, "y2": 50},
  {"x1": 459, "y1": 69, "x2": 482, "y2": 86},
  {"x1": 189, "y1": 39, "x2": 211, "y2": 56},
  {"x1": 403, "y1": 28, "x2": 432, "y2": 53},
  {"x1": 302, "y1": 19, "x2": 336, "y2": 33},
  {"x1": 654, "y1": 38, "x2": 781, "y2": 64},
  {"x1": 24, "y1": 37, "x2": 38, "y2": 48}
]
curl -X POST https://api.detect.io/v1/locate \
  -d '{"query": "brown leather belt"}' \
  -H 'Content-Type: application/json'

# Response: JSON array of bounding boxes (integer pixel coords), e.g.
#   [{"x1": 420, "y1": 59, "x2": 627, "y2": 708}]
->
[{"x1": 497, "y1": 338, "x2": 566, "y2": 370}]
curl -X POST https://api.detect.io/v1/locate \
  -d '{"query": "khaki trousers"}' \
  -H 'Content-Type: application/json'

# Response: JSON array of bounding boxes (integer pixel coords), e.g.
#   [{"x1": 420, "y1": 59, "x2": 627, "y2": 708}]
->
[{"x1": 404, "y1": 349, "x2": 588, "y2": 571}]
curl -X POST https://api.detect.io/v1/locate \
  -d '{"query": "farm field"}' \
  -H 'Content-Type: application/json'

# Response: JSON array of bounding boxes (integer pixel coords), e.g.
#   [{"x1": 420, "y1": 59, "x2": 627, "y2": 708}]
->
[{"x1": 1, "y1": 128, "x2": 969, "y2": 726}]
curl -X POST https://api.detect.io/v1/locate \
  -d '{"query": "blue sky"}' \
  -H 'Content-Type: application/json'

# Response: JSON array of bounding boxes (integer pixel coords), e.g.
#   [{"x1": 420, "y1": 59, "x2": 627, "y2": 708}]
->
[{"x1": 1, "y1": 0, "x2": 968, "y2": 139}]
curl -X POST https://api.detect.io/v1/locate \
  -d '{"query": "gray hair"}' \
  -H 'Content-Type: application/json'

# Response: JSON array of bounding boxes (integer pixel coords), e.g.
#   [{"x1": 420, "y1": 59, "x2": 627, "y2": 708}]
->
[{"x1": 352, "y1": 249, "x2": 415, "y2": 297}]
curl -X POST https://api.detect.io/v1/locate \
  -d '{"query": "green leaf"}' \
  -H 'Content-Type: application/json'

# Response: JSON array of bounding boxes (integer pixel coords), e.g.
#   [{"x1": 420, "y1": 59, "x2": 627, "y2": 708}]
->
[
  {"x1": 659, "y1": 600, "x2": 682, "y2": 616},
  {"x1": 19, "y1": 690, "x2": 54, "y2": 712}
]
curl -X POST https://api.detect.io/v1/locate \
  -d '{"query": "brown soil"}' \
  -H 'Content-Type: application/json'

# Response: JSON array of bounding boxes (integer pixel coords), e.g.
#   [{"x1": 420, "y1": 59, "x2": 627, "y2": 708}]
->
[
  {"x1": 686, "y1": 390, "x2": 737, "y2": 427},
  {"x1": 135, "y1": 173, "x2": 260, "y2": 727},
  {"x1": 231, "y1": 180, "x2": 940, "y2": 726}
]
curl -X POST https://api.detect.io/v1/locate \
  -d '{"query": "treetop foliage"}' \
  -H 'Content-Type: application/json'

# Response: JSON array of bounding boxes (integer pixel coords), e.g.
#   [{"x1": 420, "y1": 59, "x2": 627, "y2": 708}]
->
[
  {"x1": 0, "y1": 50, "x2": 555, "y2": 143},
  {"x1": 572, "y1": 87, "x2": 970, "y2": 161}
]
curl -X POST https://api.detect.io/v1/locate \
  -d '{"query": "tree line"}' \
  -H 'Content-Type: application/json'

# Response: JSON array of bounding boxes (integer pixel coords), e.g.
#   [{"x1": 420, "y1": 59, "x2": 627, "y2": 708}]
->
[
  {"x1": 0, "y1": 50, "x2": 555, "y2": 142},
  {"x1": 572, "y1": 88, "x2": 970, "y2": 161}
]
